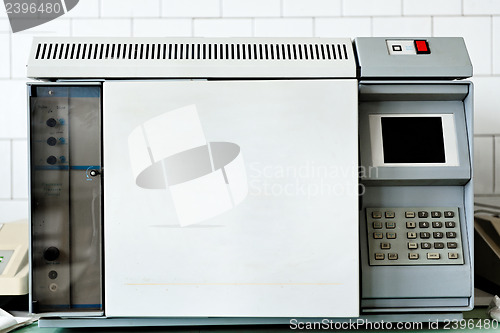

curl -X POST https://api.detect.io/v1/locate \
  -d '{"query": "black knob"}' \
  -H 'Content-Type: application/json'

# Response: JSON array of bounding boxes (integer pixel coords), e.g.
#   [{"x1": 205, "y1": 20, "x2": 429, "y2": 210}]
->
[
  {"x1": 46, "y1": 118, "x2": 57, "y2": 127},
  {"x1": 89, "y1": 169, "x2": 100, "y2": 177},
  {"x1": 43, "y1": 247, "x2": 60, "y2": 261},
  {"x1": 46, "y1": 156, "x2": 57, "y2": 165},
  {"x1": 46, "y1": 137, "x2": 57, "y2": 146}
]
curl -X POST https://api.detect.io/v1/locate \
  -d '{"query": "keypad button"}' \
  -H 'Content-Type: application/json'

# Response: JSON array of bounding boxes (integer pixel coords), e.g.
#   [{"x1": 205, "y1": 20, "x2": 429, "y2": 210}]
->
[
  {"x1": 419, "y1": 222, "x2": 430, "y2": 228},
  {"x1": 447, "y1": 242, "x2": 458, "y2": 249},
  {"x1": 405, "y1": 211, "x2": 415, "y2": 218},
  {"x1": 427, "y1": 253, "x2": 440, "y2": 260},
  {"x1": 372, "y1": 211, "x2": 382, "y2": 219},
  {"x1": 388, "y1": 253, "x2": 398, "y2": 260},
  {"x1": 408, "y1": 242, "x2": 418, "y2": 249},
  {"x1": 433, "y1": 232, "x2": 444, "y2": 239},
  {"x1": 380, "y1": 243, "x2": 391, "y2": 249},
  {"x1": 373, "y1": 222, "x2": 383, "y2": 229},
  {"x1": 448, "y1": 252, "x2": 459, "y2": 259},
  {"x1": 446, "y1": 232, "x2": 457, "y2": 238},
  {"x1": 406, "y1": 222, "x2": 416, "y2": 229},
  {"x1": 444, "y1": 211, "x2": 455, "y2": 218},
  {"x1": 375, "y1": 253, "x2": 385, "y2": 260},
  {"x1": 407, "y1": 232, "x2": 417, "y2": 239},
  {"x1": 421, "y1": 242, "x2": 432, "y2": 249},
  {"x1": 373, "y1": 232, "x2": 383, "y2": 239},
  {"x1": 431, "y1": 211, "x2": 441, "y2": 218},
  {"x1": 385, "y1": 211, "x2": 395, "y2": 218},
  {"x1": 445, "y1": 221, "x2": 456, "y2": 228},
  {"x1": 409, "y1": 253, "x2": 419, "y2": 260},
  {"x1": 386, "y1": 222, "x2": 396, "y2": 229},
  {"x1": 432, "y1": 222, "x2": 443, "y2": 228},
  {"x1": 386, "y1": 232, "x2": 397, "y2": 239},
  {"x1": 420, "y1": 232, "x2": 431, "y2": 239},
  {"x1": 418, "y1": 211, "x2": 429, "y2": 218},
  {"x1": 434, "y1": 242, "x2": 445, "y2": 249}
]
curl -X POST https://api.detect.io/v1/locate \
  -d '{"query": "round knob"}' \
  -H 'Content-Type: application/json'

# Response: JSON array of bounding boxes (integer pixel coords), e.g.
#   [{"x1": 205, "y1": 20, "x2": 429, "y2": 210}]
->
[
  {"x1": 46, "y1": 137, "x2": 57, "y2": 146},
  {"x1": 43, "y1": 247, "x2": 60, "y2": 261},
  {"x1": 89, "y1": 169, "x2": 100, "y2": 177},
  {"x1": 46, "y1": 156, "x2": 57, "y2": 165},
  {"x1": 46, "y1": 118, "x2": 57, "y2": 127}
]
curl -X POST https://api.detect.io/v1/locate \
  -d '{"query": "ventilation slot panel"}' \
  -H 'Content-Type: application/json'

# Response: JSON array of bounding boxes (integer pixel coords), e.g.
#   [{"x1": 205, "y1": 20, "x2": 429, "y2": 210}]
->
[{"x1": 34, "y1": 42, "x2": 350, "y2": 61}]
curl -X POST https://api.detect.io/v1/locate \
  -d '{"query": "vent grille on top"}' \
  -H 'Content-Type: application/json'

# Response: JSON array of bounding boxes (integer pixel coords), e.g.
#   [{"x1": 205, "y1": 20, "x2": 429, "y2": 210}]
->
[{"x1": 34, "y1": 43, "x2": 349, "y2": 61}]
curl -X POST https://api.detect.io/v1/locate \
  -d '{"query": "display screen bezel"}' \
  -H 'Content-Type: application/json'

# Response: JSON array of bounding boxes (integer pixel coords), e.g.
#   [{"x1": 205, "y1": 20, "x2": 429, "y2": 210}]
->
[{"x1": 369, "y1": 114, "x2": 459, "y2": 167}]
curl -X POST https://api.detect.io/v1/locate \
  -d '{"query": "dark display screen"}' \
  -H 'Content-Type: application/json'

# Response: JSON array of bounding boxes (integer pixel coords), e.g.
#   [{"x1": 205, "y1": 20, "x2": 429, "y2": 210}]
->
[{"x1": 381, "y1": 117, "x2": 446, "y2": 163}]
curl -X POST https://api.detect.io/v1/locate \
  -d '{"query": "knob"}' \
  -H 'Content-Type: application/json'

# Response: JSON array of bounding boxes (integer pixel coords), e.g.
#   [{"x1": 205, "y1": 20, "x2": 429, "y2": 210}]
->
[
  {"x1": 46, "y1": 118, "x2": 57, "y2": 127},
  {"x1": 43, "y1": 247, "x2": 60, "y2": 261},
  {"x1": 89, "y1": 169, "x2": 100, "y2": 177},
  {"x1": 46, "y1": 137, "x2": 57, "y2": 146},
  {"x1": 46, "y1": 156, "x2": 57, "y2": 165}
]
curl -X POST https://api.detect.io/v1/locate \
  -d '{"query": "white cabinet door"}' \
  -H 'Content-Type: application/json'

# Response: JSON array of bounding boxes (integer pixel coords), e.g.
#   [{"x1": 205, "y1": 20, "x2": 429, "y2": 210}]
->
[{"x1": 103, "y1": 79, "x2": 359, "y2": 318}]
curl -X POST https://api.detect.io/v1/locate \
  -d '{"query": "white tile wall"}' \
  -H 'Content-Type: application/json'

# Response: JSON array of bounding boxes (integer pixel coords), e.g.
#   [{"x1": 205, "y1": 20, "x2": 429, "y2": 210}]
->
[
  {"x1": 101, "y1": 0, "x2": 160, "y2": 18},
  {"x1": 463, "y1": 0, "x2": 500, "y2": 15},
  {"x1": 12, "y1": 139, "x2": 27, "y2": 199},
  {"x1": 161, "y1": 0, "x2": 220, "y2": 18},
  {"x1": 474, "y1": 137, "x2": 494, "y2": 194},
  {"x1": 315, "y1": 18, "x2": 371, "y2": 38},
  {"x1": 1, "y1": 0, "x2": 500, "y2": 219},
  {"x1": 0, "y1": 140, "x2": 11, "y2": 199},
  {"x1": 283, "y1": 0, "x2": 341, "y2": 17},
  {"x1": 433, "y1": 16, "x2": 492, "y2": 76},
  {"x1": 194, "y1": 18, "x2": 252, "y2": 37},
  {"x1": 222, "y1": 0, "x2": 281, "y2": 17},
  {"x1": 343, "y1": 0, "x2": 402, "y2": 16},
  {"x1": 403, "y1": 0, "x2": 461, "y2": 16},
  {"x1": 254, "y1": 18, "x2": 313, "y2": 37},
  {"x1": 133, "y1": 18, "x2": 192, "y2": 37},
  {"x1": 373, "y1": 17, "x2": 431, "y2": 37}
]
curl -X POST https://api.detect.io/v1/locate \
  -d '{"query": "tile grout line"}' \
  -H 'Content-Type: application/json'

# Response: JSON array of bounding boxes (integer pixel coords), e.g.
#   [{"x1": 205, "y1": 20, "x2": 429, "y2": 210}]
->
[{"x1": 10, "y1": 139, "x2": 13, "y2": 200}]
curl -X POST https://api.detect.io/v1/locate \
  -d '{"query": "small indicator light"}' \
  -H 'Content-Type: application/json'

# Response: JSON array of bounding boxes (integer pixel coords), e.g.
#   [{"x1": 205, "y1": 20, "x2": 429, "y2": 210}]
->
[{"x1": 414, "y1": 40, "x2": 430, "y2": 54}]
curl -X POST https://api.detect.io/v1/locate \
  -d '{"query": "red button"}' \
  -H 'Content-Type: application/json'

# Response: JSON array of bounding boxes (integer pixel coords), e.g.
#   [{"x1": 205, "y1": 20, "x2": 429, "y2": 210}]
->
[{"x1": 414, "y1": 40, "x2": 430, "y2": 54}]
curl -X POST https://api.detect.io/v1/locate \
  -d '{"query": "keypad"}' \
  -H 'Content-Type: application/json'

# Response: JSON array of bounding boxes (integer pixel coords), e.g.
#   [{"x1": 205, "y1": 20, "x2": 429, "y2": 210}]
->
[{"x1": 366, "y1": 207, "x2": 464, "y2": 266}]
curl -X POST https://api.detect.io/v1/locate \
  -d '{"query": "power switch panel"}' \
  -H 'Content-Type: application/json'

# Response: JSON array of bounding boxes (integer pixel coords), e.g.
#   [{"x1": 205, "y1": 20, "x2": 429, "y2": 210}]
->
[{"x1": 366, "y1": 207, "x2": 464, "y2": 266}]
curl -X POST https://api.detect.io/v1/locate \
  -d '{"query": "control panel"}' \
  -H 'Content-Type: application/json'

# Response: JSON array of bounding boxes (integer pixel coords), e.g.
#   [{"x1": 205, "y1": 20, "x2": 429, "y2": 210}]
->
[
  {"x1": 366, "y1": 207, "x2": 464, "y2": 266},
  {"x1": 29, "y1": 84, "x2": 102, "y2": 313}
]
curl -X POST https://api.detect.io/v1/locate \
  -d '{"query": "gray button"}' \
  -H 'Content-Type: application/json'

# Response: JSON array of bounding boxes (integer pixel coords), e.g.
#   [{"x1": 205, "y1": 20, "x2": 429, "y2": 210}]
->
[
  {"x1": 405, "y1": 211, "x2": 415, "y2": 218},
  {"x1": 373, "y1": 232, "x2": 383, "y2": 239},
  {"x1": 444, "y1": 211, "x2": 454, "y2": 218},
  {"x1": 445, "y1": 221, "x2": 456, "y2": 228},
  {"x1": 418, "y1": 211, "x2": 428, "y2": 218},
  {"x1": 388, "y1": 253, "x2": 398, "y2": 260},
  {"x1": 421, "y1": 242, "x2": 431, "y2": 249},
  {"x1": 373, "y1": 221, "x2": 383, "y2": 229},
  {"x1": 431, "y1": 211, "x2": 441, "y2": 218},
  {"x1": 447, "y1": 242, "x2": 458, "y2": 249},
  {"x1": 372, "y1": 211, "x2": 382, "y2": 219},
  {"x1": 386, "y1": 232, "x2": 397, "y2": 239},
  {"x1": 446, "y1": 232, "x2": 457, "y2": 238},
  {"x1": 432, "y1": 222, "x2": 443, "y2": 228},
  {"x1": 385, "y1": 211, "x2": 395, "y2": 218},
  {"x1": 406, "y1": 222, "x2": 416, "y2": 229},
  {"x1": 419, "y1": 222, "x2": 429, "y2": 228},
  {"x1": 433, "y1": 232, "x2": 444, "y2": 239},
  {"x1": 409, "y1": 253, "x2": 419, "y2": 260},
  {"x1": 448, "y1": 252, "x2": 459, "y2": 259},
  {"x1": 408, "y1": 242, "x2": 418, "y2": 249},
  {"x1": 420, "y1": 232, "x2": 431, "y2": 239},
  {"x1": 427, "y1": 253, "x2": 440, "y2": 259},
  {"x1": 386, "y1": 222, "x2": 396, "y2": 229},
  {"x1": 380, "y1": 243, "x2": 391, "y2": 249},
  {"x1": 407, "y1": 232, "x2": 417, "y2": 239},
  {"x1": 434, "y1": 242, "x2": 445, "y2": 249},
  {"x1": 375, "y1": 253, "x2": 385, "y2": 260}
]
